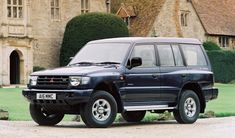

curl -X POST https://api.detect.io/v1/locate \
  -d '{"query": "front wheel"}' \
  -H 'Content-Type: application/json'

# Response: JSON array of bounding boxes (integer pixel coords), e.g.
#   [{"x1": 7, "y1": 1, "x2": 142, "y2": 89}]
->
[
  {"x1": 80, "y1": 91, "x2": 117, "y2": 128},
  {"x1": 173, "y1": 90, "x2": 200, "y2": 124},
  {"x1": 29, "y1": 103, "x2": 64, "y2": 126}
]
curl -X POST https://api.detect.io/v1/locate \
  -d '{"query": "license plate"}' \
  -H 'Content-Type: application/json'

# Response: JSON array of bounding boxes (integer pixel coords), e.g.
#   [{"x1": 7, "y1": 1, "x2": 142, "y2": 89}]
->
[{"x1": 36, "y1": 93, "x2": 56, "y2": 100}]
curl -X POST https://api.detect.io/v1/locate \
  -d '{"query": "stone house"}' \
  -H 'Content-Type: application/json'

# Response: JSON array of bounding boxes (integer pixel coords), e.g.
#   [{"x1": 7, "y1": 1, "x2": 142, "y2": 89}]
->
[
  {"x1": 115, "y1": 0, "x2": 235, "y2": 50},
  {"x1": 0, "y1": 0, "x2": 110, "y2": 86}
]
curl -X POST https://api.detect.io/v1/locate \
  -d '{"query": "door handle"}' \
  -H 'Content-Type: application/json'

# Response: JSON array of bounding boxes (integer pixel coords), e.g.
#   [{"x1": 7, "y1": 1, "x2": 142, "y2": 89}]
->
[{"x1": 152, "y1": 74, "x2": 160, "y2": 79}]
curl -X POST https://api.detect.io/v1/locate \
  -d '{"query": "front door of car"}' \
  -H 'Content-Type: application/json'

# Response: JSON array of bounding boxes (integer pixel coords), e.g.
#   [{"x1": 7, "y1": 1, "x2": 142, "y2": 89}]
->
[
  {"x1": 124, "y1": 44, "x2": 161, "y2": 105},
  {"x1": 157, "y1": 44, "x2": 187, "y2": 102}
]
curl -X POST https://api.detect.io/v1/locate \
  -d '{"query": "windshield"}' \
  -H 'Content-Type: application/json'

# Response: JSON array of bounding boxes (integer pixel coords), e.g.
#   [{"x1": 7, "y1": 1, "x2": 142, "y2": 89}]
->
[{"x1": 69, "y1": 43, "x2": 131, "y2": 65}]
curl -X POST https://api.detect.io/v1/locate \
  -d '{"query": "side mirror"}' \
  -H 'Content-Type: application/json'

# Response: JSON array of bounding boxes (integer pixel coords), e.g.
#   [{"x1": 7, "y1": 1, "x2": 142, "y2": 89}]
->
[{"x1": 130, "y1": 57, "x2": 142, "y2": 68}]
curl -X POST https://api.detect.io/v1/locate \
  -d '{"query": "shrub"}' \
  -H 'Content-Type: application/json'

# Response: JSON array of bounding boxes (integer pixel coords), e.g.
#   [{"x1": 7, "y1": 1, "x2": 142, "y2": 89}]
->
[
  {"x1": 33, "y1": 66, "x2": 45, "y2": 72},
  {"x1": 207, "y1": 50, "x2": 235, "y2": 83},
  {"x1": 203, "y1": 41, "x2": 221, "y2": 51},
  {"x1": 60, "y1": 12, "x2": 129, "y2": 66}
]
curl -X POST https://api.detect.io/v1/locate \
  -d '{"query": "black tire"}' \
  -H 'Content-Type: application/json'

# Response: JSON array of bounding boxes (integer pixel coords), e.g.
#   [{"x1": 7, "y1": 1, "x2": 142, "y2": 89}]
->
[
  {"x1": 121, "y1": 111, "x2": 146, "y2": 122},
  {"x1": 173, "y1": 90, "x2": 200, "y2": 124},
  {"x1": 80, "y1": 104, "x2": 92, "y2": 127},
  {"x1": 29, "y1": 103, "x2": 64, "y2": 126},
  {"x1": 80, "y1": 91, "x2": 117, "y2": 128}
]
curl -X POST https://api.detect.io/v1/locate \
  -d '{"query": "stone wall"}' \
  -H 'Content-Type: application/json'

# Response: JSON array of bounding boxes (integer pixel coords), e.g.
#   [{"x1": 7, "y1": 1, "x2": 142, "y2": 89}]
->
[
  {"x1": 179, "y1": 0, "x2": 207, "y2": 41},
  {"x1": 207, "y1": 35, "x2": 235, "y2": 50},
  {"x1": 0, "y1": 38, "x2": 33, "y2": 85},
  {"x1": 231, "y1": 37, "x2": 235, "y2": 49},
  {"x1": 149, "y1": 0, "x2": 206, "y2": 42},
  {"x1": 149, "y1": 0, "x2": 178, "y2": 37},
  {"x1": 0, "y1": 0, "x2": 3, "y2": 37},
  {"x1": 0, "y1": 0, "x2": 109, "y2": 85},
  {"x1": 31, "y1": 0, "x2": 108, "y2": 68}
]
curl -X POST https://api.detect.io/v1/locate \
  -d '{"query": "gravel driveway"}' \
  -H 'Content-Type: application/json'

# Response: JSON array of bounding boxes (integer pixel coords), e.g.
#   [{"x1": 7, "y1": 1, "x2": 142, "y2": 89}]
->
[{"x1": 1, "y1": 117, "x2": 235, "y2": 138}]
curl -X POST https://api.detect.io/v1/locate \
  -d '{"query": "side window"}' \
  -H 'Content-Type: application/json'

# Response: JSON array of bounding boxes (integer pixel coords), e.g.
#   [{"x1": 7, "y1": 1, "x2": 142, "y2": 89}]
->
[
  {"x1": 51, "y1": 0, "x2": 60, "y2": 20},
  {"x1": 7, "y1": 0, "x2": 23, "y2": 19},
  {"x1": 181, "y1": 45, "x2": 207, "y2": 66},
  {"x1": 157, "y1": 45, "x2": 175, "y2": 66},
  {"x1": 172, "y1": 45, "x2": 184, "y2": 66},
  {"x1": 131, "y1": 45, "x2": 156, "y2": 68}
]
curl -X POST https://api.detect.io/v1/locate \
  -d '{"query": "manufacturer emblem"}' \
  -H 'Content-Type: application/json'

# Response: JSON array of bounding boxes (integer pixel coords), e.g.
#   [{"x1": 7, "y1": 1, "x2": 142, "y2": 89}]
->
[{"x1": 50, "y1": 78, "x2": 54, "y2": 83}]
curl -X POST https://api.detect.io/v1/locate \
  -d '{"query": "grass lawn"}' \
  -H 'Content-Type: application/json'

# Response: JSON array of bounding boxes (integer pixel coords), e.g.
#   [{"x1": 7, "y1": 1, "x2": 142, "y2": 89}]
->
[
  {"x1": 0, "y1": 83, "x2": 235, "y2": 121},
  {"x1": 206, "y1": 83, "x2": 235, "y2": 117},
  {"x1": 0, "y1": 88, "x2": 75, "y2": 121}
]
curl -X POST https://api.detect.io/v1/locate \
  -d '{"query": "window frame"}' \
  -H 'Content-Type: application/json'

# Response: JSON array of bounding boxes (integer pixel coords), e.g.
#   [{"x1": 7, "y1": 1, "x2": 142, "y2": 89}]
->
[
  {"x1": 106, "y1": 0, "x2": 110, "y2": 13},
  {"x1": 7, "y1": 0, "x2": 24, "y2": 19},
  {"x1": 219, "y1": 36, "x2": 229, "y2": 48},
  {"x1": 171, "y1": 44, "x2": 185, "y2": 67},
  {"x1": 81, "y1": 0, "x2": 90, "y2": 14},
  {"x1": 156, "y1": 44, "x2": 177, "y2": 67},
  {"x1": 180, "y1": 11, "x2": 190, "y2": 27},
  {"x1": 50, "y1": 0, "x2": 61, "y2": 21},
  {"x1": 126, "y1": 43, "x2": 158, "y2": 69}
]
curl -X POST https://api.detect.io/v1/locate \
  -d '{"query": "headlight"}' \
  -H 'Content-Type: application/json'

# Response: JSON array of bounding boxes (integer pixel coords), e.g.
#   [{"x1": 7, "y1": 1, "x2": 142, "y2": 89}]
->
[
  {"x1": 29, "y1": 76, "x2": 38, "y2": 86},
  {"x1": 69, "y1": 76, "x2": 90, "y2": 86}
]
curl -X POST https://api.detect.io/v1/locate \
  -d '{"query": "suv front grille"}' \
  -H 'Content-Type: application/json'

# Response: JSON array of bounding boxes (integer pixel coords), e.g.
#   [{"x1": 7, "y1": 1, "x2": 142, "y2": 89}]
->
[{"x1": 36, "y1": 76, "x2": 69, "y2": 89}]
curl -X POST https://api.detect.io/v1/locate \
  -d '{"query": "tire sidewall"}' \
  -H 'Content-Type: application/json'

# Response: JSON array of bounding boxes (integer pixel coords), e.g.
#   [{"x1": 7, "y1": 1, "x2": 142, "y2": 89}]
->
[
  {"x1": 85, "y1": 91, "x2": 117, "y2": 127},
  {"x1": 179, "y1": 90, "x2": 200, "y2": 123},
  {"x1": 30, "y1": 103, "x2": 64, "y2": 126}
]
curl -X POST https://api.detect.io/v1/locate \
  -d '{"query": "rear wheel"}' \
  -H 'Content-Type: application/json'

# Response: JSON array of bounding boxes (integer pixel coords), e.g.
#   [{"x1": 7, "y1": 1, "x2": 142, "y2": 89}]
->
[
  {"x1": 122, "y1": 111, "x2": 146, "y2": 122},
  {"x1": 173, "y1": 90, "x2": 200, "y2": 124},
  {"x1": 29, "y1": 103, "x2": 64, "y2": 126},
  {"x1": 80, "y1": 91, "x2": 117, "y2": 128}
]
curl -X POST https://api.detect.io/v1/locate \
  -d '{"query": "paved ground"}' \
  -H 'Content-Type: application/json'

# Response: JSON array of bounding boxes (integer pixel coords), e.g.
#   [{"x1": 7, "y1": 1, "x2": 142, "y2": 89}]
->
[{"x1": 0, "y1": 117, "x2": 235, "y2": 138}]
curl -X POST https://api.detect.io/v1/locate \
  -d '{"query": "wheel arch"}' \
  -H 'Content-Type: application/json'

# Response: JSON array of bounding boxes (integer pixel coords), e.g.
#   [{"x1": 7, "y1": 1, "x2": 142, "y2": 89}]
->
[
  {"x1": 179, "y1": 83, "x2": 206, "y2": 113},
  {"x1": 93, "y1": 81, "x2": 123, "y2": 113}
]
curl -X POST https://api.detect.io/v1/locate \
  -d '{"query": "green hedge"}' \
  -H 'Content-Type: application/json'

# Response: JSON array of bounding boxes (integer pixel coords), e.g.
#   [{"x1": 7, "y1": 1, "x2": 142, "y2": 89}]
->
[
  {"x1": 60, "y1": 12, "x2": 129, "y2": 66},
  {"x1": 207, "y1": 50, "x2": 235, "y2": 83},
  {"x1": 203, "y1": 41, "x2": 221, "y2": 51},
  {"x1": 33, "y1": 66, "x2": 45, "y2": 72}
]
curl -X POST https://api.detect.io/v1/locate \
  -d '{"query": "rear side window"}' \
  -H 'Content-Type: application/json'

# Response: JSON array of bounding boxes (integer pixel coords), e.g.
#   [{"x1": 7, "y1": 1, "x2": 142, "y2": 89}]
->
[
  {"x1": 131, "y1": 44, "x2": 156, "y2": 68},
  {"x1": 181, "y1": 45, "x2": 207, "y2": 66},
  {"x1": 157, "y1": 45, "x2": 175, "y2": 66}
]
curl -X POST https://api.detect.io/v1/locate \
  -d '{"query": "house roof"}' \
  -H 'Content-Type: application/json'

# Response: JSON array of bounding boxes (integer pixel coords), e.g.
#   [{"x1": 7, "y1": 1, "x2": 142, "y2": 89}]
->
[
  {"x1": 116, "y1": 3, "x2": 136, "y2": 18},
  {"x1": 116, "y1": 0, "x2": 166, "y2": 37},
  {"x1": 192, "y1": 0, "x2": 235, "y2": 36}
]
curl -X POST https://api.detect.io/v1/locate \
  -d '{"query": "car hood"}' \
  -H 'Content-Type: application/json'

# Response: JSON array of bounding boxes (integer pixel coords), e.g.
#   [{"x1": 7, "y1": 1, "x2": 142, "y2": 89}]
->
[{"x1": 31, "y1": 65, "x2": 122, "y2": 76}]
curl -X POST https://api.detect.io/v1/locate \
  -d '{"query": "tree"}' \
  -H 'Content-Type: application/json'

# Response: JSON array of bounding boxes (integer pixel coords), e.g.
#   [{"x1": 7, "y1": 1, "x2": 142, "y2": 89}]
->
[{"x1": 60, "y1": 12, "x2": 129, "y2": 66}]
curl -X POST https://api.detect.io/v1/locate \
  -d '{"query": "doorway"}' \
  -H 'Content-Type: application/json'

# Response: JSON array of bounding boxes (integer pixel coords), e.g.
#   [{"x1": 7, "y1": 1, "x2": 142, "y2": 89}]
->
[{"x1": 10, "y1": 50, "x2": 20, "y2": 84}]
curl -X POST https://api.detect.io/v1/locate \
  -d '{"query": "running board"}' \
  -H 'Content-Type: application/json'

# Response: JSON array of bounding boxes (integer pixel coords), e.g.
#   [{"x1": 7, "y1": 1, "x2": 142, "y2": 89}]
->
[{"x1": 124, "y1": 105, "x2": 176, "y2": 111}]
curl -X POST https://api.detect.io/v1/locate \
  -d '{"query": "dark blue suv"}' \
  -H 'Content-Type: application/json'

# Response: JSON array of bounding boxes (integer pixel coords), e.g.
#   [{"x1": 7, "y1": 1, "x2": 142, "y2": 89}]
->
[{"x1": 23, "y1": 37, "x2": 218, "y2": 128}]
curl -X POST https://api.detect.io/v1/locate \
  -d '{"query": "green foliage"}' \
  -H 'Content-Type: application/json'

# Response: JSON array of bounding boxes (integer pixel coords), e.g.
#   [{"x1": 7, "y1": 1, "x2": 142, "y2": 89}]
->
[
  {"x1": 203, "y1": 41, "x2": 221, "y2": 51},
  {"x1": 60, "y1": 12, "x2": 129, "y2": 66},
  {"x1": 207, "y1": 51, "x2": 235, "y2": 83},
  {"x1": 33, "y1": 66, "x2": 45, "y2": 72}
]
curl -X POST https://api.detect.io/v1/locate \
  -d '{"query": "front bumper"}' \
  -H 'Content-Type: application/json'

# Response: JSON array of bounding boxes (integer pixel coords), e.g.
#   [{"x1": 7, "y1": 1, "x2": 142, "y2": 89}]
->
[{"x1": 22, "y1": 89, "x2": 93, "y2": 105}]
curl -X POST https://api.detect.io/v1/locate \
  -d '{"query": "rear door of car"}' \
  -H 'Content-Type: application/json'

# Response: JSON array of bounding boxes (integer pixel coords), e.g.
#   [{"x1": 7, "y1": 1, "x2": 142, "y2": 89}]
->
[{"x1": 157, "y1": 44, "x2": 187, "y2": 103}]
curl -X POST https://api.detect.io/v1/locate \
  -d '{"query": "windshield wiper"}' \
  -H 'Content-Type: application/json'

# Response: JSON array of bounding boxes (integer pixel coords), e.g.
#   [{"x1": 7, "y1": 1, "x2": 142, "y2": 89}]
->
[
  {"x1": 69, "y1": 62, "x2": 95, "y2": 66},
  {"x1": 97, "y1": 62, "x2": 120, "y2": 65}
]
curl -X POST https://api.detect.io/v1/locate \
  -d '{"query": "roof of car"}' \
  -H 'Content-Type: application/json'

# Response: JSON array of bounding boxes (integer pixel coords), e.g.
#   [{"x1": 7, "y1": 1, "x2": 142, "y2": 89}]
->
[{"x1": 88, "y1": 37, "x2": 202, "y2": 45}]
